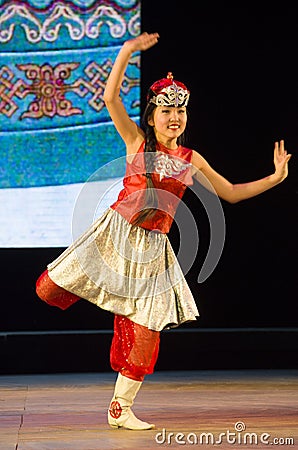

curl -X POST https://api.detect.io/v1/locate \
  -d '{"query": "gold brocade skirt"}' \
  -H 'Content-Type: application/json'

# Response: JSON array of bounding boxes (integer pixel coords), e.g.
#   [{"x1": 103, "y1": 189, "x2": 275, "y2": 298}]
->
[{"x1": 47, "y1": 208, "x2": 199, "y2": 331}]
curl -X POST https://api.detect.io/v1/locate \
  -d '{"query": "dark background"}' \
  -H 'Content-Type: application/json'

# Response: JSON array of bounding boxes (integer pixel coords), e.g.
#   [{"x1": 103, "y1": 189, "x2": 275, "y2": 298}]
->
[{"x1": 1, "y1": 4, "x2": 297, "y2": 373}]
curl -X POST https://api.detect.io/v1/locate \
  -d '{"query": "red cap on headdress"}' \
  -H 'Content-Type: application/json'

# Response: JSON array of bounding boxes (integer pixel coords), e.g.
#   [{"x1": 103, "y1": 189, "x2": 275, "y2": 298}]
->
[{"x1": 147, "y1": 72, "x2": 190, "y2": 107}]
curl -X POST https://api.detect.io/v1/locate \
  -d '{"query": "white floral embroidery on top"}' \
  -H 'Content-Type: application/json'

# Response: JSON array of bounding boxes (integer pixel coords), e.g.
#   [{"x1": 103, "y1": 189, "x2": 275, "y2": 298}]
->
[{"x1": 154, "y1": 152, "x2": 191, "y2": 181}]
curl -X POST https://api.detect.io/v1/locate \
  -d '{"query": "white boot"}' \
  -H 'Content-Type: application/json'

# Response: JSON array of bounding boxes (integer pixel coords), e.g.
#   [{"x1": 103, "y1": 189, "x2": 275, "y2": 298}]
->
[{"x1": 108, "y1": 373, "x2": 155, "y2": 430}]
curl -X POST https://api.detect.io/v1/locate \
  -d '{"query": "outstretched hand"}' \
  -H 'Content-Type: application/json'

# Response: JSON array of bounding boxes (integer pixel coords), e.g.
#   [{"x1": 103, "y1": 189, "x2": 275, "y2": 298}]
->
[
  {"x1": 273, "y1": 140, "x2": 292, "y2": 182},
  {"x1": 124, "y1": 32, "x2": 160, "y2": 53}
]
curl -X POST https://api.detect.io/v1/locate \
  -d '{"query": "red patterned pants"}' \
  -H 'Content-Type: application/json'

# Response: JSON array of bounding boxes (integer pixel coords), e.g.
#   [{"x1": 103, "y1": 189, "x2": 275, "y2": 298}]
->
[{"x1": 36, "y1": 270, "x2": 160, "y2": 381}]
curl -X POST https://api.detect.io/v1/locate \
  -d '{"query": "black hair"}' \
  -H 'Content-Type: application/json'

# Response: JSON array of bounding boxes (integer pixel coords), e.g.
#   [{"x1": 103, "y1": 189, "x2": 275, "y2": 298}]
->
[{"x1": 131, "y1": 94, "x2": 189, "y2": 227}]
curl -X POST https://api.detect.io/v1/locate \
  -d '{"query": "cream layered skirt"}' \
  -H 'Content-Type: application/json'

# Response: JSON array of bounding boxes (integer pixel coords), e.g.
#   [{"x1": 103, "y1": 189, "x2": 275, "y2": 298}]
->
[{"x1": 47, "y1": 208, "x2": 199, "y2": 331}]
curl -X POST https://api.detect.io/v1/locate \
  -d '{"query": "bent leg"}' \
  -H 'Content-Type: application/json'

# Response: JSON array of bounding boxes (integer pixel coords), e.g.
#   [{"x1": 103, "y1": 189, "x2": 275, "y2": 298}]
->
[{"x1": 36, "y1": 269, "x2": 80, "y2": 310}]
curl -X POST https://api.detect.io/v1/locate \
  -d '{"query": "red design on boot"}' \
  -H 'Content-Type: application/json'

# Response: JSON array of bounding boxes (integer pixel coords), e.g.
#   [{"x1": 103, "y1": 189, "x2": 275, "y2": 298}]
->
[{"x1": 109, "y1": 401, "x2": 122, "y2": 419}]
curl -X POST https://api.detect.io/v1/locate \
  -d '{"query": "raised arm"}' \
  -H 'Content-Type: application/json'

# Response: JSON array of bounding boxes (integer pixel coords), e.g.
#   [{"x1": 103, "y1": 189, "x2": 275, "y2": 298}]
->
[
  {"x1": 103, "y1": 32, "x2": 159, "y2": 154},
  {"x1": 192, "y1": 140, "x2": 292, "y2": 203}
]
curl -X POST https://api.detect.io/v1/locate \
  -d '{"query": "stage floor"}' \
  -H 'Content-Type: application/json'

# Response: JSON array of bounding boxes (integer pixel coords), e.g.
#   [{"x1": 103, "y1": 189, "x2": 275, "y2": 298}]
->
[{"x1": 0, "y1": 369, "x2": 297, "y2": 449}]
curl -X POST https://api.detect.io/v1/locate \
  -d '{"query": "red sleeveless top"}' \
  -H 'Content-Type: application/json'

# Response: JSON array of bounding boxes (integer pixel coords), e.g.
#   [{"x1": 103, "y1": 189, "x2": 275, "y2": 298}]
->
[{"x1": 110, "y1": 141, "x2": 193, "y2": 233}]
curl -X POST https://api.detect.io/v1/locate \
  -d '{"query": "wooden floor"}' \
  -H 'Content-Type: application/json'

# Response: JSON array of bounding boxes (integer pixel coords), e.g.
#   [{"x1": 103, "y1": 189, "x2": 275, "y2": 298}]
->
[{"x1": 0, "y1": 369, "x2": 297, "y2": 449}]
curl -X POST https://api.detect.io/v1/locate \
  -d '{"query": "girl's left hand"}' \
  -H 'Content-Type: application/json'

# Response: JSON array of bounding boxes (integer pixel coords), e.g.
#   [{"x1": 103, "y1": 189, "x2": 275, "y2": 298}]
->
[{"x1": 273, "y1": 140, "x2": 292, "y2": 182}]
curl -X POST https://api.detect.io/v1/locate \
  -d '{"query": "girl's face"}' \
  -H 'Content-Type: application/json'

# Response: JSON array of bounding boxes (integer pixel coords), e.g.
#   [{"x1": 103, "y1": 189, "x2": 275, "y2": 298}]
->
[{"x1": 148, "y1": 106, "x2": 187, "y2": 146}]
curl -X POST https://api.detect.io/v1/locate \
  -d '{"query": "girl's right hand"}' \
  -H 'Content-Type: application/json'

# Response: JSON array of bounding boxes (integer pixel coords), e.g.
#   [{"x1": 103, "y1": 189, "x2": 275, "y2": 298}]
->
[{"x1": 124, "y1": 32, "x2": 160, "y2": 53}]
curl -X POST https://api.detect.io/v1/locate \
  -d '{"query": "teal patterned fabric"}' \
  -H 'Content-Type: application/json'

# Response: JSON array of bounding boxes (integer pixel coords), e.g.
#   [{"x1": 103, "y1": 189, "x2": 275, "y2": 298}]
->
[{"x1": 0, "y1": 0, "x2": 141, "y2": 187}]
